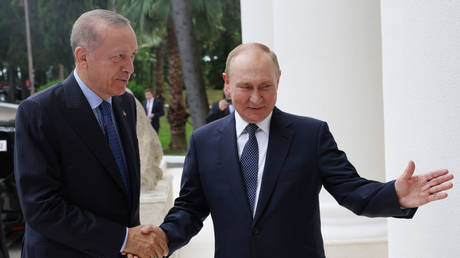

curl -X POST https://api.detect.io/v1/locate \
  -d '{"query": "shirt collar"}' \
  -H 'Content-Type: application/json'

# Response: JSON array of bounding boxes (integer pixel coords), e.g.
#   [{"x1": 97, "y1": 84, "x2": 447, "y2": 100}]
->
[
  {"x1": 73, "y1": 69, "x2": 112, "y2": 109},
  {"x1": 235, "y1": 110, "x2": 272, "y2": 137}
]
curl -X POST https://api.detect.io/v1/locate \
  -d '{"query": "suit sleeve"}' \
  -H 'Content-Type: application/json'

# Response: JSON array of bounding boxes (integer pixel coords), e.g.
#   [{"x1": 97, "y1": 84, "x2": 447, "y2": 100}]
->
[
  {"x1": 160, "y1": 133, "x2": 210, "y2": 255},
  {"x1": 317, "y1": 122, "x2": 416, "y2": 218},
  {"x1": 153, "y1": 99, "x2": 164, "y2": 118},
  {"x1": 14, "y1": 100, "x2": 126, "y2": 256}
]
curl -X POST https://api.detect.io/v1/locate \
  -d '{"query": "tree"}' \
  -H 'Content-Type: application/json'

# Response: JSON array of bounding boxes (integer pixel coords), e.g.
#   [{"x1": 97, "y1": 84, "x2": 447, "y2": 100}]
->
[
  {"x1": 170, "y1": 0, "x2": 209, "y2": 128},
  {"x1": 166, "y1": 21, "x2": 188, "y2": 152},
  {"x1": 154, "y1": 42, "x2": 166, "y2": 104},
  {"x1": 118, "y1": 0, "x2": 242, "y2": 151},
  {"x1": 200, "y1": 0, "x2": 241, "y2": 90},
  {"x1": 23, "y1": 0, "x2": 35, "y2": 94},
  {"x1": 120, "y1": 0, "x2": 189, "y2": 152}
]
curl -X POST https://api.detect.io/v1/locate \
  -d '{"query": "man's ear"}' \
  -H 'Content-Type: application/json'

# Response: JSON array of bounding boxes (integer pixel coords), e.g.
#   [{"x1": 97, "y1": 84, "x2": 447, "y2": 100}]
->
[
  {"x1": 75, "y1": 46, "x2": 89, "y2": 68},
  {"x1": 222, "y1": 73, "x2": 229, "y2": 85},
  {"x1": 276, "y1": 70, "x2": 282, "y2": 87}
]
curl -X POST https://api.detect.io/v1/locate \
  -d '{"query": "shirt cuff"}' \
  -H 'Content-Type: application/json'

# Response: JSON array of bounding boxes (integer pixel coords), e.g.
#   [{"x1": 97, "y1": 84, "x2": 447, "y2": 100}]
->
[{"x1": 120, "y1": 227, "x2": 128, "y2": 253}]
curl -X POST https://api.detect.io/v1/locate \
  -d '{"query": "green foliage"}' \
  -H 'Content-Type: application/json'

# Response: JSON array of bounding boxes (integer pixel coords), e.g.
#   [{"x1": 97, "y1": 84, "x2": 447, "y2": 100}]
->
[
  {"x1": 127, "y1": 80, "x2": 146, "y2": 102},
  {"x1": 158, "y1": 110, "x2": 193, "y2": 155},
  {"x1": 36, "y1": 80, "x2": 61, "y2": 92},
  {"x1": 200, "y1": 0, "x2": 241, "y2": 89},
  {"x1": 206, "y1": 88, "x2": 225, "y2": 104},
  {"x1": 0, "y1": 0, "x2": 114, "y2": 88},
  {"x1": 118, "y1": 0, "x2": 242, "y2": 91}
]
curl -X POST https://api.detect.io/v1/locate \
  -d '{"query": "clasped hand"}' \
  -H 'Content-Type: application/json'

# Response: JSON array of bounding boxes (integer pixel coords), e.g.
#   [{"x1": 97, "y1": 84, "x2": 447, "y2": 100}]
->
[{"x1": 122, "y1": 225, "x2": 169, "y2": 258}]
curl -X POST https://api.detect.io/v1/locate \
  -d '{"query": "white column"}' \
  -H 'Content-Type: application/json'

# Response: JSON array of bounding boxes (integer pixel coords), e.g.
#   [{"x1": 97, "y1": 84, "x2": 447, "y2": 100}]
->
[
  {"x1": 241, "y1": 1, "x2": 387, "y2": 257},
  {"x1": 242, "y1": 0, "x2": 385, "y2": 181},
  {"x1": 240, "y1": 0, "x2": 274, "y2": 49},
  {"x1": 381, "y1": 1, "x2": 460, "y2": 258}
]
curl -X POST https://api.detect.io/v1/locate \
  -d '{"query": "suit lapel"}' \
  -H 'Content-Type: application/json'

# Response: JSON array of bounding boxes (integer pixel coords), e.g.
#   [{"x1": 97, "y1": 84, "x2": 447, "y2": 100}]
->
[
  {"x1": 217, "y1": 114, "x2": 254, "y2": 220},
  {"x1": 62, "y1": 75, "x2": 129, "y2": 197},
  {"x1": 113, "y1": 96, "x2": 139, "y2": 203},
  {"x1": 253, "y1": 108, "x2": 294, "y2": 224}
]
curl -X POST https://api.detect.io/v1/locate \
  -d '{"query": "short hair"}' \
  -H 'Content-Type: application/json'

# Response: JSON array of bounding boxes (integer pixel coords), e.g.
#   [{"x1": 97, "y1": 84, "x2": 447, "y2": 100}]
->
[
  {"x1": 144, "y1": 88, "x2": 153, "y2": 94},
  {"x1": 70, "y1": 9, "x2": 130, "y2": 52},
  {"x1": 224, "y1": 42, "x2": 281, "y2": 78}
]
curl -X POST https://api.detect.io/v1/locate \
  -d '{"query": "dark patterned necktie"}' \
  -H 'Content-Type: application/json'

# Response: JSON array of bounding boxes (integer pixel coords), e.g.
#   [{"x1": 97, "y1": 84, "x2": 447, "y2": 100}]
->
[
  {"x1": 99, "y1": 101, "x2": 130, "y2": 193},
  {"x1": 240, "y1": 123, "x2": 259, "y2": 214}
]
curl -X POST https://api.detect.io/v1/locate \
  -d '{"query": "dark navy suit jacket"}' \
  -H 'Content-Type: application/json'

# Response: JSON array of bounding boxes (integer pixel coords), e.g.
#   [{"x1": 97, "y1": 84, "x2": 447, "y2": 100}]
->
[
  {"x1": 161, "y1": 107, "x2": 415, "y2": 258},
  {"x1": 14, "y1": 74, "x2": 141, "y2": 257},
  {"x1": 142, "y1": 98, "x2": 164, "y2": 132},
  {"x1": 205, "y1": 100, "x2": 230, "y2": 123}
]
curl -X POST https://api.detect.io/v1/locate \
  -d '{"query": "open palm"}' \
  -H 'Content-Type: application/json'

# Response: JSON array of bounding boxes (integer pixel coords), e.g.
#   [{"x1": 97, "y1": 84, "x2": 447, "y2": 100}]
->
[{"x1": 395, "y1": 161, "x2": 454, "y2": 208}]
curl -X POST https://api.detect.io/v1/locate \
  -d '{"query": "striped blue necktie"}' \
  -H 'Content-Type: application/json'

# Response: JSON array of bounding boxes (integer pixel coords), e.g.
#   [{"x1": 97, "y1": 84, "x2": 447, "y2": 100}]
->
[
  {"x1": 240, "y1": 123, "x2": 259, "y2": 214},
  {"x1": 99, "y1": 101, "x2": 130, "y2": 193}
]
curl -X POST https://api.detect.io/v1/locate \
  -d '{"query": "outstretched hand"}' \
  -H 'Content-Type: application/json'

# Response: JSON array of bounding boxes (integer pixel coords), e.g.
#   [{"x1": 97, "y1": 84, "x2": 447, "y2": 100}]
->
[{"x1": 395, "y1": 161, "x2": 454, "y2": 208}]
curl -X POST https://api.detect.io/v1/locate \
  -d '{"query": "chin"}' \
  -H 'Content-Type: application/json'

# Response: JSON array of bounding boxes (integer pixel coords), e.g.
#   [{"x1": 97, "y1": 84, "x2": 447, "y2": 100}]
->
[{"x1": 112, "y1": 88, "x2": 127, "y2": 96}]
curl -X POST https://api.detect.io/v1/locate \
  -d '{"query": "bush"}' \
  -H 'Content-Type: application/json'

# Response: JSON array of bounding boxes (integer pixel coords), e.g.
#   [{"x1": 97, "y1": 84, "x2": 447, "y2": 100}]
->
[
  {"x1": 37, "y1": 80, "x2": 61, "y2": 92},
  {"x1": 127, "y1": 81, "x2": 146, "y2": 102}
]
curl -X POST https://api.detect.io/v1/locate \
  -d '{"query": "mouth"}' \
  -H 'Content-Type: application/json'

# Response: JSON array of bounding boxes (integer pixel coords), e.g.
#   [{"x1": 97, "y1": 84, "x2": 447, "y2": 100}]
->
[
  {"x1": 117, "y1": 79, "x2": 129, "y2": 84},
  {"x1": 248, "y1": 106, "x2": 264, "y2": 110}
]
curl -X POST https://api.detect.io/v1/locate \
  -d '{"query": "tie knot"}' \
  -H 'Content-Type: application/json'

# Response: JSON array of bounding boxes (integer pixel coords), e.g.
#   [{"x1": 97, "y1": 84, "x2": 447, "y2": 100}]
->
[
  {"x1": 246, "y1": 123, "x2": 258, "y2": 135},
  {"x1": 100, "y1": 101, "x2": 112, "y2": 115}
]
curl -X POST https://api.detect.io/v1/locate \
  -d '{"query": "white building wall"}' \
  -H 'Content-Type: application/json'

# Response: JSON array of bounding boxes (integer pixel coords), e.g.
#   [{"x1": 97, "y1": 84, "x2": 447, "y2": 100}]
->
[
  {"x1": 381, "y1": 1, "x2": 460, "y2": 257},
  {"x1": 241, "y1": 0, "x2": 385, "y2": 182}
]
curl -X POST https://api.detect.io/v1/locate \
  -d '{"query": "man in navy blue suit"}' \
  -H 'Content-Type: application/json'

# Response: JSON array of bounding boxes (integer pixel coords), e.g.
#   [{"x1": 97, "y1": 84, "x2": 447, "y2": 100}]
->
[
  {"x1": 137, "y1": 43, "x2": 453, "y2": 258},
  {"x1": 14, "y1": 9, "x2": 168, "y2": 258},
  {"x1": 143, "y1": 88, "x2": 164, "y2": 133}
]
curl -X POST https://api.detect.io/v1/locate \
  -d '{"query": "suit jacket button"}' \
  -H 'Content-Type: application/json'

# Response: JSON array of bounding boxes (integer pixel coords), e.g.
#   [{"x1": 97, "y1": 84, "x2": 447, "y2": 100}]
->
[{"x1": 252, "y1": 227, "x2": 260, "y2": 235}]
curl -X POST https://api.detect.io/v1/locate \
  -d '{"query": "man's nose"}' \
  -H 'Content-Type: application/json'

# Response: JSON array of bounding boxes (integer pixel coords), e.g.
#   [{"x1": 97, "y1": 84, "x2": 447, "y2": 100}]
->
[
  {"x1": 123, "y1": 58, "x2": 134, "y2": 74},
  {"x1": 250, "y1": 89, "x2": 262, "y2": 104}
]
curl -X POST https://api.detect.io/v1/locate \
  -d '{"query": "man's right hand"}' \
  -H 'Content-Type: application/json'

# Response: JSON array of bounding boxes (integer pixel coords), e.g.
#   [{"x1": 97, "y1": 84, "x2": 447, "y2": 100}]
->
[
  {"x1": 123, "y1": 225, "x2": 168, "y2": 258},
  {"x1": 218, "y1": 99, "x2": 229, "y2": 111}
]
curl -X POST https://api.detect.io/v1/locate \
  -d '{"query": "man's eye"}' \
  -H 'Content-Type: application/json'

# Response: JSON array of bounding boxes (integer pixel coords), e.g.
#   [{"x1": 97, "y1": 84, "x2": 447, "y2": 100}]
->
[
  {"x1": 262, "y1": 84, "x2": 272, "y2": 89},
  {"x1": 111, "y1": 54, "x2": 124, "y2": 62}
]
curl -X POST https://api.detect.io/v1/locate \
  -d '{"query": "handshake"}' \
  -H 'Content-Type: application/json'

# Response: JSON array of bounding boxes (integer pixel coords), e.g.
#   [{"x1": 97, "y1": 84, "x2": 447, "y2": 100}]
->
[{"x1": 122, "y1": 224, "x2": 169, "y2": 258}]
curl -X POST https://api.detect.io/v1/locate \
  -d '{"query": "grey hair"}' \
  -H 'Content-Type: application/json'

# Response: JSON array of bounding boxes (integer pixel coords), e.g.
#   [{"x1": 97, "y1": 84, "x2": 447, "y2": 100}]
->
[
  {"x1": 224, "y1": 42, "x2": 281, "y2": 78},
  {"x1": 70, "y1": 9, "x2": 130, "y2": 52}
]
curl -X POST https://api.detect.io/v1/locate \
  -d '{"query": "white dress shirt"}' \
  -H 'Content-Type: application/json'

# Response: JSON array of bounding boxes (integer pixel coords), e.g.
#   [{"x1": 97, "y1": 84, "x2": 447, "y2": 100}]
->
[
  {"x1": 234, "y1": 111, "x2": 272, "y2": 217},
  {"x1": 146, "y1": 98, "x2": 153, "y2": 116}
]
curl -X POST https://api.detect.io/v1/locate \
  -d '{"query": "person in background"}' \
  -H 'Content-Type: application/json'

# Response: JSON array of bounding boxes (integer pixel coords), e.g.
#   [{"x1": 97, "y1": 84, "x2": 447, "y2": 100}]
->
[
  {"x1": 143, "y1": 88, "x2": 164, "y2": 133},
  {"x1": 206, "y1": 87, "x2": 234, "y2": 123}
]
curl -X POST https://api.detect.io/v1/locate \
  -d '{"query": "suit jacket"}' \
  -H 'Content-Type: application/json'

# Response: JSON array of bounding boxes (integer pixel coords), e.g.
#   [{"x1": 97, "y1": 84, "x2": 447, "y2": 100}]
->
[
  {"x1": 205, "y1": 100, "x2": 230, "y2": 123},
  {"x1": 142, "y1": 98, "x2": 164, "y2": 132},
  {"x1": 14, "y1": 74, "x2": 141, "y2": 257},
  {"x1": 161, "y1": 107, "x2": 415, "y2": 258}
]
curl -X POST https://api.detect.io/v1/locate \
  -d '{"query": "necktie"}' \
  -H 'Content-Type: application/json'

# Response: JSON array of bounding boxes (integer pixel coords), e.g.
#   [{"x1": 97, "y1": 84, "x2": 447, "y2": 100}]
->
[
  {"x1": 99, "y1": 101, "x2": 130, "y2": 193},
  {"x1": 240, "y1": 123, "x2": 259, "y2": 214}
]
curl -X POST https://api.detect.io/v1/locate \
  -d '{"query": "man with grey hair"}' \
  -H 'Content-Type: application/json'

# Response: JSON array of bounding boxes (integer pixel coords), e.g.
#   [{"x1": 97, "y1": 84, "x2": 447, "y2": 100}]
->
[
  {"x1": 138, "y1": 42, "x2": 453, "y2": 258},
  {"x1": 14, "y1": 9, "x2": 168, "y2": 258}
]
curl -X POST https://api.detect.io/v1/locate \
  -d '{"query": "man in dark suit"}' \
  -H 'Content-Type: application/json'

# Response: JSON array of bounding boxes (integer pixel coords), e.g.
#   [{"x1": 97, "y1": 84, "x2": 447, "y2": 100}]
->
[
  {"x1": 14, "y1": 9, "x2": 168, "y2": 258},
  {"x1": 206, "y1": 87, "x2": 233, "y2": 123},
  {"x1": 137, "y1": 43, "x2": 453, "y2": 258},
  {"x1": 143, "y1": 88, "x2": 164, "y2": 133}
]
